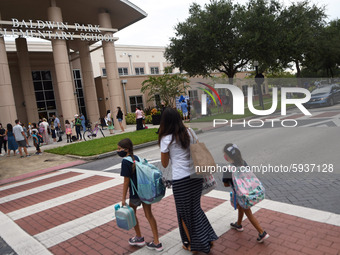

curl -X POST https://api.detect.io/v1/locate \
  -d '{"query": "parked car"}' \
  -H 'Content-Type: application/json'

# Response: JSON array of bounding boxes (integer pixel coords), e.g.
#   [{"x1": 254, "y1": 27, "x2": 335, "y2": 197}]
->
[{"x1": 304, "y1": 84, "x2": 340, "y2": 108}]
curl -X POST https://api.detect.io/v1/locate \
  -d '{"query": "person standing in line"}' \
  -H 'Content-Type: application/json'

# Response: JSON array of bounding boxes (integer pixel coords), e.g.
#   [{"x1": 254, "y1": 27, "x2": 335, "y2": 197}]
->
[
  {"x1": 40, "y1": 118, "x2": 50, "y2": 145},
  {"x1": 53, "y1": 115, "x2": 62, "y2": 142},
  {"x1": 180, "y1": 99, "x2": 189, "y2": 121},
  {"x1": 80, "y1": 113, "x2": 86, "y2": 132},
  {"x1": 32, "y1": 130, "x2": 42, "y2": 155},
  {"x1": 5, "y1": 123, "x2": 18, "y2": 157},
  {"x1": 158, "y1": 108, "x2": 218, "y2": 253},
  {"x1": 106, "y1": 110, "x2": 114, "y2": 134},
  {"x1": 13, "y1": 119, "x2": 30, "y2": 158},
  {"x1": 116, "y1": 106, "x2": 125, "y2": 132},
  {"x1": 74, "y1": 114, "x2": 82, "y2": 140},
  {"x1": 65, "y1": 120, "x2": 73, "y2": 143},
  {"x1": 187, "y1": 99, "x2": 191, "y2": 121},
  {"x1": 50, "y1": 119, "x2": 56, "y2": 143},
  {"x1": 0, "y1": 123, "x2": 7, "y2": 156},
  {"x1": 135, "y1": 107, "x2": 144, "y2": 131}
]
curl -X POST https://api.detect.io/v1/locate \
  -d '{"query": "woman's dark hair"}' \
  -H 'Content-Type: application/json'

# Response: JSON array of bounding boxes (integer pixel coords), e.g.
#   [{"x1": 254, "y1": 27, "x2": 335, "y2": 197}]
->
[
  {"x1": 118, "y1": 138, "x2": 136, "y2": 172},
  {"x1": 117, "y1": 106, "x2": 121, "y2": 110},
  {"x1": 32, "y1": 123, "x2": 38, "y2": 129},
  {"x1": 136, "y1": 106, "x2": 141, "y2": 110},
  {"x1": 65, "y1": 120, "x2": 70, "y2": 124},
  {"x1": 223, "y1": 143, "x2": 244, "y2": 166},
  {"x1": 158, "y1": 107, "x2": 190, "y2": 149},
  {"x1": 7, "y1": 123, "x2": 13, "y2": 132},
  {"x1": 106, "y1": 110, "x2": 110, "y2": 114}
]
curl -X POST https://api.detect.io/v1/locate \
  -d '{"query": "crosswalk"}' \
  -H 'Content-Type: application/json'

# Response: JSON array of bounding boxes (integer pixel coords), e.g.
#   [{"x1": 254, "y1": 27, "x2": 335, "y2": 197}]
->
[{"x1": 1, "y1": 167, "x2": 340, "y2": 255}]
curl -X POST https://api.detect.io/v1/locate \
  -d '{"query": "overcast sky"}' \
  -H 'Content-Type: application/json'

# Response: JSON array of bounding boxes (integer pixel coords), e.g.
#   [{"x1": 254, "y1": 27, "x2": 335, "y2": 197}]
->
[{"x1": 115, "y1": 0, "x2": 340, "y2": 47}]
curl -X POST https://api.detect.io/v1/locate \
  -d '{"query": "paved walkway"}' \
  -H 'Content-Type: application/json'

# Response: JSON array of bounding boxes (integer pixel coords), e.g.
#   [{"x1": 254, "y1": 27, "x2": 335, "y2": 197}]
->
[{"x1": 1, "y1": 168, "x2": 340, "y2": 255}]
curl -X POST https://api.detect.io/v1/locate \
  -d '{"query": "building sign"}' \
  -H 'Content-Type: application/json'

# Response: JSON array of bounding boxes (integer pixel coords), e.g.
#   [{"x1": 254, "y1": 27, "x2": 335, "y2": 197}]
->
[{"x1": 0, "y1": 18, "x2": 117, "y2": 42}]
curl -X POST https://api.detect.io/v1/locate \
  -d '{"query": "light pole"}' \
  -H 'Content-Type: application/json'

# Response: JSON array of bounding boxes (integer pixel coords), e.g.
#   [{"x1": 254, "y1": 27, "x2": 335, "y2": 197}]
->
[
  {"x1": 123, "y1": 53, "x2": 134, "y2": 75},
  {"x1": 254, "y1": 61, "x2": 264, "y2": 110}
]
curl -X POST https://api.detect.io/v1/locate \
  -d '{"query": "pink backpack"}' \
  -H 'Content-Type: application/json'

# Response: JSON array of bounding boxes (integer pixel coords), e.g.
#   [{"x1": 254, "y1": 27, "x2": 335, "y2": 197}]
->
[{"x1": 231, "y1": 167, "x2": 265, "y2": 209}]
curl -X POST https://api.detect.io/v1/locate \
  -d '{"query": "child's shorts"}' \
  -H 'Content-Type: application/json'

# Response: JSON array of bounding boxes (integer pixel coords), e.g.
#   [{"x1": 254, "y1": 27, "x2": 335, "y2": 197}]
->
[{"x1": 129, "y1": 197, "x2": 142, "y2": 207}]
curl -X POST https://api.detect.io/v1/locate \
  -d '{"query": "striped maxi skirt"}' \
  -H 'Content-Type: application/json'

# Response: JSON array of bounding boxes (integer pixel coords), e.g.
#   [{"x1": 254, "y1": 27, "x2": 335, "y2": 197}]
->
[{"x1": 172, "y1": 175, "x2": 218, "y2": 253}]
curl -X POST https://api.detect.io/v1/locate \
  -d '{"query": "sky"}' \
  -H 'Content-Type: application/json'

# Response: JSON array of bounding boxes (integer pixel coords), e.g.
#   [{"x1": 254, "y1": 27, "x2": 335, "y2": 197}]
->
[{"x1": 115, "y1": 0, "x2": 340, "y2": 47}]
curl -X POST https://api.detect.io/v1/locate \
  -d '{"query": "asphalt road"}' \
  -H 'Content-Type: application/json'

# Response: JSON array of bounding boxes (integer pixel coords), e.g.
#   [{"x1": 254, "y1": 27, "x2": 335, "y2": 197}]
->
[{"x1": 75, "y1": 104, "x2": 340, "y2": 214}]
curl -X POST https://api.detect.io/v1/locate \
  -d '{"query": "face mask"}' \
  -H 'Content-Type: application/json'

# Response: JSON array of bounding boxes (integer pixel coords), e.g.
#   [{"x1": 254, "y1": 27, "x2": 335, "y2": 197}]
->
[{"x1": 117, "y1": 150, "x2": 128, "y2": 157}]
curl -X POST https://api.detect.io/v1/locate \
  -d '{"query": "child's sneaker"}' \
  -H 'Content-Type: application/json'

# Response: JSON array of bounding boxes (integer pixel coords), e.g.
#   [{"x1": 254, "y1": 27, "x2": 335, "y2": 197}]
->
[
  {"x1": 257, "y1": 231, "x2": 269, "y2": 243},
  {"x1": 230, "y1": 222, "x2": 244, "y2": 232},
  {"x1": 128, "y1": 236, "x2": 145, "y2": 247},
  {"x1": 147, "y1": 241, "x2": 163, "y2": 252}
]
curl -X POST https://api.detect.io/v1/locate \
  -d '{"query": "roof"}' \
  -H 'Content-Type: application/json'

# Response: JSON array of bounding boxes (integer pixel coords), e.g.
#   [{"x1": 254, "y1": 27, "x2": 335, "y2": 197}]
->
[{"x1": 0, "y1": 0, "x2": 147, "y2": 32}]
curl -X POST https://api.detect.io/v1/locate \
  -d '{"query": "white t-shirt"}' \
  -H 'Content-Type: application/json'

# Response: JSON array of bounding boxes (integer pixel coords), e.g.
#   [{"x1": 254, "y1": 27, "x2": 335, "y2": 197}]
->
[
  {"x1": 160, "y1": 128, "x2": 198, "y2": 180},
  {"x1": 13, "y1": 124, "x2": 25, "y2": 141}
]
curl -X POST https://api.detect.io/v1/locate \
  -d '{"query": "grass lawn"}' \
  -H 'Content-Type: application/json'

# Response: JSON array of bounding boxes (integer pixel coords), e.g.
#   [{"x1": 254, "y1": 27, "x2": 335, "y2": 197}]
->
[{"x1": 46, "y1": 128, "x2": 158, "y2": 156}]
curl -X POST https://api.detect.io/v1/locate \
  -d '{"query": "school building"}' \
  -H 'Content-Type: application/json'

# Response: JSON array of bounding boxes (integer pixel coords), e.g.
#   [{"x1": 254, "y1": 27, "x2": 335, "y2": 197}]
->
[{"x1": 0, "y1": 0, "x2": 268, "y2": 128}]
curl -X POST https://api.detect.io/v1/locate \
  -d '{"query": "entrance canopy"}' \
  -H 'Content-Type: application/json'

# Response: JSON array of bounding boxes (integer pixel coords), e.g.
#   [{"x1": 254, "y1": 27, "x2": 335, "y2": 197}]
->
[{"x1": 0, "y1": 0, "x2": 147, "y2": 32}]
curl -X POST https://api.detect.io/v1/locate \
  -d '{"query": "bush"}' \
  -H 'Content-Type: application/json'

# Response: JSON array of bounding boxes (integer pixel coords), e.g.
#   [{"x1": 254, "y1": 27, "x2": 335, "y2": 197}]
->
[
  {"x1": 126, "y1": 113, "x2": 136, "y2": 124},
  {"x1": 145, "y1": 115, "x2": 152, "y2": 124}
]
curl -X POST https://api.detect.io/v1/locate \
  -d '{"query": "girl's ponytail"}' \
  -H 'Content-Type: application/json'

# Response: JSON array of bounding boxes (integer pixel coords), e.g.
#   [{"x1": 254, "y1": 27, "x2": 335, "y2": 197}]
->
[{"x1": 223, "y1": 143, "x2": 244, "y2": 166}]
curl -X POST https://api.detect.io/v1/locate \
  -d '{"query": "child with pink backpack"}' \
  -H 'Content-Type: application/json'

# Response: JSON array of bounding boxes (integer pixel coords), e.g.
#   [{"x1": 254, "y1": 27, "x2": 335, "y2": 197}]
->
[{"x1": 222, "y1": 143, "x2": 269, "y2": 243}]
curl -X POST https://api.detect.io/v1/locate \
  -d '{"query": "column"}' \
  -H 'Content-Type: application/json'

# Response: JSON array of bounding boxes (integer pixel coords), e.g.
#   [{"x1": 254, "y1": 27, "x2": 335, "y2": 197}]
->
[
  {"x1": 98, "y1": 10, "x2": 126, "y2": 129},
  {"x1": 0, "y1": 12, "x2": 17, "y2": 125},
  {"x1": 77, "y1": 40, "x2": 100, "y2": 123},
  {"x1": 16, "y1": 37, "x2": 39, "y2": 123},
  {"x1": 48, "y1": 5, "x2": 78, "y2": 126}
]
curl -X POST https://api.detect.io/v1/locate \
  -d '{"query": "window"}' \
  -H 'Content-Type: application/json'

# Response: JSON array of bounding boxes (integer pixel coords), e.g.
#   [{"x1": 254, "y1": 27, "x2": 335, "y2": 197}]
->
[
  {"x1": 32, "y1": 70, "x2": 56, "y2": 117},
  {"x1": 73, "y1": 69, "x2": 87, "y2": 119},
  {"x1": 150, "y1": 67, "x2": 159, "y2": 74},
  {"x1": 118, "y1": 67, "x2": 128, "y2": 76},
  {"x1": 130, "y1": 96, "x2": 144, "y2": 112},
  {"x1": 135, "y1": 67, "x2": 144, "y2": 75},
  {"x1": 102, "y1": 68, "x2": 107, "y2": 77},
  {"x1": 189, "y1": 90, "x2": 198, "y2": 101}
]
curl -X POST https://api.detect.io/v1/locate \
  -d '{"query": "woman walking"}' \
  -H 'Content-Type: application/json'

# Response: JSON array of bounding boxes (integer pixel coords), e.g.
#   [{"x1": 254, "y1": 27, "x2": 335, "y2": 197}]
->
[
  {"x1": 5, "y1": 123, "x2": 18, "y2": 157},
  {"x1": 158, "y1": 108, "x2": 217, "y2": 253}
]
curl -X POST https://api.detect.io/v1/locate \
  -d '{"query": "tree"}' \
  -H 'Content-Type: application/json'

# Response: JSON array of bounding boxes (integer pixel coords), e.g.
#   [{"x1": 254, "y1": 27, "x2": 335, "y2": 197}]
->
[
  {"x1": 277, "y1": 1, "x2": 326, "y2": 78},
  {"x1": 303, "y1": 19, "x2": 340, "y2": 78},
  {"x1": 141, "y1": 68, "x2": 190, "y2": 107},
  {"x1": 165, "y1": 0, "x2": 282, "y2": 83}
]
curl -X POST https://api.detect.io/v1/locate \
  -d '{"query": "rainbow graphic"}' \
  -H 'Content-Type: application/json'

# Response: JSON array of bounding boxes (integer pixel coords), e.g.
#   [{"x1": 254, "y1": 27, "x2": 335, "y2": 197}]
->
[{"x1": 197, "y1": 82, "x2": 222, "y2": 106}]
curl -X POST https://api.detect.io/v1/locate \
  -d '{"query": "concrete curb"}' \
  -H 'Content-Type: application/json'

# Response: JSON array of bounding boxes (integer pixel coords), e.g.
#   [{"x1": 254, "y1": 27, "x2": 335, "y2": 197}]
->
[{"x1": 65, "y1": 140, "x2": 159, "y2": 161}]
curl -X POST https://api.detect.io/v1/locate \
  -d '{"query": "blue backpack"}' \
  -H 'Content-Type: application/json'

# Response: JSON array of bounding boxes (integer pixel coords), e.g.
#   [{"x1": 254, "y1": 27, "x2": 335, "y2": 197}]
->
[{"x1": 124, "y1": 156, "x2": 166, "y2": 204}]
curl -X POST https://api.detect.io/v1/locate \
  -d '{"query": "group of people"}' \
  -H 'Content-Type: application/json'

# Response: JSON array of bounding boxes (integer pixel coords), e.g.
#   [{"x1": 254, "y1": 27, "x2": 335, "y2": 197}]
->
[
  {"x1": 106, "y1": 107, "x2": 125, "y2": 134},
  {"x1": 117, "y1": 107, "x2": 269, "y2": 253}
]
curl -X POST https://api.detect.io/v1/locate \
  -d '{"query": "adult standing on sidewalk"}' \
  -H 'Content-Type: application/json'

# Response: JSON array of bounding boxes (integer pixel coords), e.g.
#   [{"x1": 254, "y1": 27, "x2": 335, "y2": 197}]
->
[
  {"x1": 80, "y1": 113, "x2": 86, "y2": 132},
  {"x1": 13, "y1": 120, "x2": 30, "y2": 158},
  {"x1": 5, "y1": 124, "x2": 18, "y2": 157},
  {"x1": 158, "y1": 108, "x2": 218, "y2": 253},
  {"x1": 74, "y1": 114, "x2": 82, "y2": 140},
  {"x1": 0, "y1": 123, "x2": 7, "y2": 156},
  {"x1": 39, "y1": 118, "x2": 50, "y2": 145},
  {"x1": 53, "y1": 115, "x2": 62, "y2": 142},
  {"x1": 116, "y1": 107, "x2": 125, "y2": 132},
  {"x1": 135, "y1": 107, "x2": 144, "y2": 130}
]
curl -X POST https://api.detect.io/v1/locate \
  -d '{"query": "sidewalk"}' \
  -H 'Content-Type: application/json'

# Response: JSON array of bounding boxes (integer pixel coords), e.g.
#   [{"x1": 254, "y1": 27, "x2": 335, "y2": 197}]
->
[{"x1": 0, "y1": 169, "x2": 339, "y2": 255}]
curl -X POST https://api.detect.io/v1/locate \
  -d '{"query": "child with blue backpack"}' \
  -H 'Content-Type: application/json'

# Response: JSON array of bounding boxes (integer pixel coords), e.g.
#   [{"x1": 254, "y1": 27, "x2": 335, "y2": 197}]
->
[
  {"x1": 32, "y1": 130, "x2": 42, "y2": 155},
  {"x1": 118, "y1": 138, "x2": 163, "y2": 252},
  {"x1": 222, "y1": 143, "x2": 269, "y2": 243}
]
